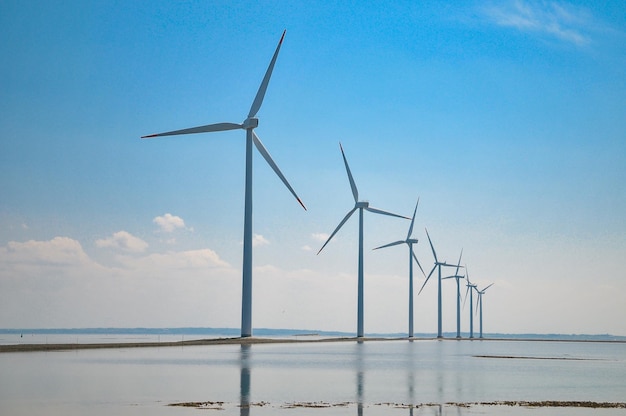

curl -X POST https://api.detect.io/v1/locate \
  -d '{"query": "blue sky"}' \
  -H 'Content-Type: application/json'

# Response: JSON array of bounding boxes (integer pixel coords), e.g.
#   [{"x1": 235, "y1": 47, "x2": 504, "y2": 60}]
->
[{"x1": 1, "y1": 1, "x2": 625, "y2": 335}]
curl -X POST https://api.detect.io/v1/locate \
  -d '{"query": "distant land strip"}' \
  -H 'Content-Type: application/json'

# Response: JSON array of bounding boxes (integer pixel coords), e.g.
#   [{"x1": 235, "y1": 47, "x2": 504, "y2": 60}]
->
[{"x1": 1, "y1": 328, "x2": 624, "y2": 341}]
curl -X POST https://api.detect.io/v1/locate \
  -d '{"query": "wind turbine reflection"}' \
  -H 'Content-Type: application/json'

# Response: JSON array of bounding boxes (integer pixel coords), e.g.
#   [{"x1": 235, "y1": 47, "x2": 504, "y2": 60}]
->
[{"x1": 240, "y1": 344, "x2": 251, "y2": 416}]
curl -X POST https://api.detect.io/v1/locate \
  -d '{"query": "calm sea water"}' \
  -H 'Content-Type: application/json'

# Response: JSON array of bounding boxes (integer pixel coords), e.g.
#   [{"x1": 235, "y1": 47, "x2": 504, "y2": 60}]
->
[{"x1": 1, "y1": 339, "x2": 625, "y2": 415}]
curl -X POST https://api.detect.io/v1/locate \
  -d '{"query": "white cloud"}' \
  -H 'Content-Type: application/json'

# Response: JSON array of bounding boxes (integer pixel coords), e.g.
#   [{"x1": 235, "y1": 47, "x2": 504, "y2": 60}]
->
[
  {"x1": 95, "y1": 231, "x2": 148, "y2": 253},
  {"x1": 0, "y1": 236, "x2": 238, "y2": 328},
  {"x1": 1, "y1": 236, "x2": 91, "y2": 266},
  {"x1": 252, "y1": 234, "x2": 270, "y2": 247},
  {"x1": 153, "y1": 213, "x2": 186, "y2": 233},
  {"x1": 301, "y1": 245, "x2": 312, "y2": 252},
  {"x1": 482, "y1": 0, "x2": 592, "y2": 46}
]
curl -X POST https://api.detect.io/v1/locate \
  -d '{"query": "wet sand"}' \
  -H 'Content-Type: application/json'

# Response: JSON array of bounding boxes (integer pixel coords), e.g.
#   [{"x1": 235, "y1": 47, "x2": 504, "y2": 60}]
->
[
  {"x1": 0, "y1": 336, "x2": 377, "y2": 353},
  {"x1": 2, "y1": 336, "x2": 624, "y2": 353}
]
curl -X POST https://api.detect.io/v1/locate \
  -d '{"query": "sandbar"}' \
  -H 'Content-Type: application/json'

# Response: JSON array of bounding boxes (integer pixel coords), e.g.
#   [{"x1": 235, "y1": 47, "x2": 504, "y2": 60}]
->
[{"x1": 2, "y1": 335, "x2": 624, "y2": 353}]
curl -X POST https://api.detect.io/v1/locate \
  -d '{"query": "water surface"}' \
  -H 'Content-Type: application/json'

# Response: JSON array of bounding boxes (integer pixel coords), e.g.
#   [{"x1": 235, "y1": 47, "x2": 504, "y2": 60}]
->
[{"x1": 1, "y1": 339, "x2": 625, "y2": 415}]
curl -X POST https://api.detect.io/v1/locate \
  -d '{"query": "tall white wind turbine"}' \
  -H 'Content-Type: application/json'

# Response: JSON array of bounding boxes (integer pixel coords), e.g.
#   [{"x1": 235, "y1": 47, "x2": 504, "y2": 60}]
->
[
  {"x1": 142, "y1": 31, "x2": 306, "y2": 338},
  {"x1": 463, "y1": 268, "x2": 478, "y2": 339},
  {"x1": 373, "y1": 198, "x2": 425, "y2": 338},
  {"x1": 418, "y1": 229, "x2": 462, "y2": 338},
  {"x1": 318, "y1": 143, "x2": 409, "y2": 338},
  {"x1": 476, "y1": 283, "x2": 494, "y2": 339},
  {"x1": 442, "y1": 249, "x2": 465, "y2": 338}
]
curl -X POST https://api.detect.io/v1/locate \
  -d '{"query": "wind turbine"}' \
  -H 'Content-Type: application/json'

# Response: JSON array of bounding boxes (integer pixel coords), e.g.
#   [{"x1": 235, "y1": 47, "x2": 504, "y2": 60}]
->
[
  {"x1": 318, "y1": 143, "x2": 409, "y2": 338},
  {"x1": 442, "y1": 249, "x2": 464, "y2": 338},
  {"x1": 476, "y1": 283, "x2": 494, "y2": 339},
  {"x1": 373, "y1": 198, "x2": 425, "y2": 338},
  {"x1": 142, "y1": 31, "x2": 306, "y2": 338},
  {"x1": 463, "y1": 267, "x2": 478, "y2": 339},
  {"x1": 418, "y1": 228, "x2": 463, "y2": 338}
]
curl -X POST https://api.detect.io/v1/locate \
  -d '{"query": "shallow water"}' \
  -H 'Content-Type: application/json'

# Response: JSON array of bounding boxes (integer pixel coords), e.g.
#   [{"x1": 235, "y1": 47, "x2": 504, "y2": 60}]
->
[{"x1": 1, "y1": 339, "x2": 625, "y2": 415}]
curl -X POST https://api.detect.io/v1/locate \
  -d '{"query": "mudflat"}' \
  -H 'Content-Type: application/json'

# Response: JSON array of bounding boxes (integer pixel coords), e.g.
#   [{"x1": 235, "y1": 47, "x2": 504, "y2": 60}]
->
[
  {"x1": 2, "y1": 336, "x2": 624, "y2": 353},
  {"x1": 0, "y1": 336, "x2": 382, "y2": 353}
]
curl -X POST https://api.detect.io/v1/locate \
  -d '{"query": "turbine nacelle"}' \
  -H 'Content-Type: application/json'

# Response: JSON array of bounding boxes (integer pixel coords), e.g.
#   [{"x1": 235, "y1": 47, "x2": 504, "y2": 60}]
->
[
  {"x1": 242, "y1": 117, "x2": 259, "y2": 130},
  {"x1": 355, "y1": 201, "x2": 370, "y2": 209},
  {"x1": 407, "y1": 238, "x2": 419, "y2": 244}
]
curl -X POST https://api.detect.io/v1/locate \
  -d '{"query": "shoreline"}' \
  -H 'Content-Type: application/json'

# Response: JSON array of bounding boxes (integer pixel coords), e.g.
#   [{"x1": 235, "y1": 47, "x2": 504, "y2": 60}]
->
[
  {"x1": 2, "y1": 335, "x2": 625, "y2": 353},
  {"x1": 0, "y1": 336, "x2": 390, "y2": 353}
]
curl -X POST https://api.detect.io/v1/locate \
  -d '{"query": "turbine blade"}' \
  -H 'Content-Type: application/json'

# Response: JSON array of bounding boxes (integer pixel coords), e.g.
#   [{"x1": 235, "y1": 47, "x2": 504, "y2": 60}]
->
[
  {"x1": 252, "y1": 132, "x2": 306, "y2": 210},
  {"x1": 483, "y1": 283, "x2": 494, "y2": 292},
  {"x1": 418, "y1": 265, "x2": 437, "y2": 295},
  {"x1": 425, "y1": 228, "x2": 438, "y2": 262},
  {"x1": 462, "y1": 285, "x2": 470, "y2": 309},
  {"x1": 475, "y1": 295, "x2": 480, "y2": 316},
  {"x1": 365, "y1": 206, "x2": 410, "y2": 220},
  {"x1": 339, "y1": 143, "x2": 359, "y2": 202},
  {"x1": 406, "y1": 197, "x2": 419, "y2": 240},
  {"x1": 411, "y1": 248, "x2": 426, "y2": 277},
  {"x1": 465, "y1": 266, "x2": 471, "y2": 285},
  {"x1": 373, "y1": 240, "x2": 404, "y2": 250},
  {"x1": 141, "y1": 122, "x2": 242, "y2": 138},
  {"x1": 317, "y1": 208, "x2": 357, "y2": 255},
  {"x1": 248, "y1": 30, "x2": 286, "y2": 118},
  {"x1": 441, "y1": 262, "x2": 464, "y2": 268},
  {"x1": 455, "y1": 248, "x2": 463, "y2": 275}
]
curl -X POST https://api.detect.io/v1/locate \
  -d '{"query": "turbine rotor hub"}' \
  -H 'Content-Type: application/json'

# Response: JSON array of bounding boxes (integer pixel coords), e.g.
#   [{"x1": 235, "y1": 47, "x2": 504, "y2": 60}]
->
[{"x1": 242, "y1": 117, "x2": 259, "y2": 129}]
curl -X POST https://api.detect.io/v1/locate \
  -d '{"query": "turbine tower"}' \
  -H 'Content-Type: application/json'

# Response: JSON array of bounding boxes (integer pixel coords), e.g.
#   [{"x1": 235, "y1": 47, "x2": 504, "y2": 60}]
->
[
  {"x1": 142, "y1": 31, "x2": 306, "y2": 338},
  {"x1": 476, "y1": 283, "x2": 494, "y2": 339},
  {"x1": 442, "y1": 249, "x2": 464, "y2": 338},
  {"x1": 318, "y1": 143, "x2": 409, "y2": 338},
  {"x1": 418, "y1": 228, "x2": 462, "y2": 338},
  {"x1": 373, "y1": 198, "x2": 425, "y2": 338},
  {"x1": 463, "y1": 267, "x2": 478, "y2": 339}
]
